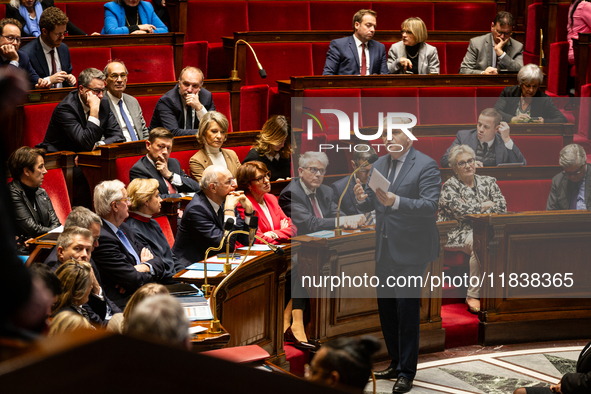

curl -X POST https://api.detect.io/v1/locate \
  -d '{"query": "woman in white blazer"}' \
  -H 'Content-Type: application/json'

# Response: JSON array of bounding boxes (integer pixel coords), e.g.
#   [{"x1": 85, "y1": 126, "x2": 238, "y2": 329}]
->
[{"x1": 387, "y1": 17, "x2": 440, "y2": 74}]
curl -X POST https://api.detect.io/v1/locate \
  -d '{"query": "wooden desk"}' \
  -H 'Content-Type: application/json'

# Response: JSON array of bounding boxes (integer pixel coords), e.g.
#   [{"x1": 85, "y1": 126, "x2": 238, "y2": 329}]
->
[
  {"x1": 189, "y1": 322, "x2": 230, "y2": 351},
  {"x1": 174, "y1": 244, "x2": 296, "y2": 368},
  {"x1": 468, "y1": 210, "x2": 591, "y2": 345}
]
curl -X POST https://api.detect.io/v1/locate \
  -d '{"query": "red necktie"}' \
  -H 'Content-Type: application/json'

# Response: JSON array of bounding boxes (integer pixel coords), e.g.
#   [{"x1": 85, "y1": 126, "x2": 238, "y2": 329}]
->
[
  {"x1": 309, "y1": 193, "x2": 322, "y2": 218},
  {"x1": 165, "y1": 178, "x2": 176, "y2": 194},
  {"x1": 361, "y1": 43, "x2": 367, "y2": 75}
]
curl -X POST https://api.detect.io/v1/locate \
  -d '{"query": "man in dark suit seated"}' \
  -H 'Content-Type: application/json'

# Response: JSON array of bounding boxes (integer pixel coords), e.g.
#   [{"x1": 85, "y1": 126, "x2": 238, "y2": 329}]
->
[
  {"x1": 149, "y1": 66, "x2": 216, "y2": 136},
  {"x1": 278, "y1": 182, "x2": 292, "y2": 218},
  {"x1": 547, "y1": 144, "x2": 591, "y2": 211},
  {"x1": 459, "y1": 11, "x2": 523, "y2": 75},
  {"x1": 291, "y1": 151, "x2": 365, "y2": 235},
  {"x1": 103, "y1": 60, "x2": 149, "y2": 142},
  {"x1": 354, "y1": 118, "x2": 441, "y2": 393},
  {"x1": 172, "y1": 165, "x2": 254, "y2": 267},
  {"x1": 129, "y1": 128, "x2": 200, "y2": 199},
  {"x1": 441, "y1": 108, "x2": 526, "y2": 168},
  {"x1": 20, "y1": 7, "x2": 76, "y2": 88},
  {"x1": 44, "y1": 225, "x2": 122, "y2": 326},
  {"x1": 91, "y1": 180, "x2": 170, "y2": 309},
  {"x1": 0, "y1": 18, "x2": 49, "y2": 88},
  {"x1": 323, "y1": 9, "x2": 388, "y2": 76},
  {"x1": 38, "y1": 67, "x2": 125, "y2": 153},
  {"x1": 331, "y1": 147, "x2": 378, "y2": 216}
]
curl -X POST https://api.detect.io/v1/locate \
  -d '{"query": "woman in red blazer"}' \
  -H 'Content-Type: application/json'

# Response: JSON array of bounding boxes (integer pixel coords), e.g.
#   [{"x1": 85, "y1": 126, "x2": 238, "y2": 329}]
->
[{"x1": 236, "y1": 161, "x2": 293, "y2": 245}]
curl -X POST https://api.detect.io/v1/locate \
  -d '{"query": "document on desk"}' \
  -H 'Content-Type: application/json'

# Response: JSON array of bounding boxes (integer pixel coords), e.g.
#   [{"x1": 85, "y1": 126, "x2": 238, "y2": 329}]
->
[
  {"x1": 237, "y1": 244, "x2": 286, "y2": 251},
  {"x1": 181, "y1": 270, "x2": 219, "y2": 279},
  {"x1": 179, "y1": 295, "x2": 213, "y2": 320},
  {"x1": 368, "y1": 168, "x2": 390, "y2": 194}
]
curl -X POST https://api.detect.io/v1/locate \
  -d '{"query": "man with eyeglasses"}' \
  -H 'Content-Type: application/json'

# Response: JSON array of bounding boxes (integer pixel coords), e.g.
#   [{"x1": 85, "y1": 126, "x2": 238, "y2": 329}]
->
[
  {"x1": 103, "y1": 60, "x2": 149, "y2": 142},
  {"x1": 459, "y1": 11, "x2": 523, "y2": 74},
  {"x1": 0, "y1": 18, "x2": 49, "y2": 88},
  {"x1": 91, "y1": 180, "x2": 170, "y2": 309},
  {"x1": 172, "y1": 165, "x2": 254, "y2": 267},
  {"x1": 21, "y1": 7, "x2": 76, "y2": 88},
  {"x1": 547, "y1": 144, "x2": 591, "y2": 211}
]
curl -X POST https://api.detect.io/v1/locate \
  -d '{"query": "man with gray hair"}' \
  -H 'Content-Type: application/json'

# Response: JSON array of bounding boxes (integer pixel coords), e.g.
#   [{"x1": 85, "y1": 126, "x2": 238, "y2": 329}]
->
[
  {"x1": 103, "y1": 60, "x2": 149, "y2": 141},
  {"x1": 547, "y1": 144, "x2": 591, "y2": 210},
  {"x1": 125, "y1": 294, "x2": 191, "y2": 350},
  {"x1": 290, "y1": 151, "x2": 365, "y2": 235},
  {"x1": 38, "y1": 67, "x2": 124, "y2": 153},
  {"x1": 172, "y1": 165, "x2": 254, "y2": 267},
  {"x1": 91, "y1": 180, "x2": 169, "y2": 309}
]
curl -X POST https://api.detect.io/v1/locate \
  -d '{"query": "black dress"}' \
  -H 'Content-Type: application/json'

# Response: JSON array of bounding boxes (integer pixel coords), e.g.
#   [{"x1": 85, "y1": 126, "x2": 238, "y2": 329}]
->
[{"x1": 242, "y1": 148, "x2": 291, "y2": 181}]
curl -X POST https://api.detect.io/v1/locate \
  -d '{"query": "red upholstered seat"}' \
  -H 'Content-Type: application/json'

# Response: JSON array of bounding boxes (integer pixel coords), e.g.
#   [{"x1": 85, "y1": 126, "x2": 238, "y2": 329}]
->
[
  {"x1": 430, "y1": 136, "x2": 456, "y2": 164},
  {"x1": 310, "y1": 2, "x2": 371, "y2": 30},
  {"x1": 135, "y1": 95, "x2": 160, "y2": 126},
  {"x1": 69, "y1": 47, "x2": 112, "y2": 78},
  {"x1": 312, "y1": 42, "x2": 330, "y2": 75},
  {"x1": 154, "y1": 215, "x2": 174, "y2": 248},
  {"x1": 429, "y1": 42, "x2": 446, "y2": 74},
  {"x1": 578, "y1": 84, "x2": 591, "y2": 140},
  {"x1": 116, "y1": 156, "x2": 142, "y2": 186},
  {"x1": 371, "y1": 2, "x2": 434, "y2": 30},
  {"x1": 185, "y1": 1, "x2": 248, "y2": 43},
  {"x1": 240, "y1": 84, "x2": 269, "y2": 131},
  {"x1": 248, "y1": 1, "x2": 310, "y2": 31},
  {"x1": 418, "y1": 87, "x2": 477, "y2": 125},
  {"x1": 512, "y1": 136, "x2": 563, "y2": 166},
  {"x1": 207, "y1": 43, "x2": 230, "y2": 80},
  {"x1": 226, "y1": 146, "x2": 252, "y2": 162},
  {"x1": 524, "y1": 3, "x2": 544, "y2": 65},
  {"x1": 413, "y1": 137, "x2": 434, "y2": 159},
  {"x1": 23, "y1": 103, "x2": 58, "y2": 148},
  {"x1": 547, "y1": 41, "x2": 570, "y2": 97},
  {"x1": 443, "y1": 250, "x2": 469, "y2": 267},
  {"x1": 434, "y1": 3, "x2": 496, "y2": 31},
  {"x1": 211, "y1": 92, "x2": 233, "y2": 133},
  {"x1": 0, "y1": 4, "x2": 5, "y2": 19},
  {"x1": 268, "y1": 87, "x2": 283, "y2": 117},
  {"x1": 183, "y1": 41, "x2": 209, "y2": 78},
  {"x1": 53, "y1": 2, "x2": 66, "y2": 13},
  {"x1": 111, "y1": 46, "x2": 175, "y2": 83},
  {"x1": 246, "y1": 43, "x2": 313, "y2": 86},
  {"x1": 202, "y1": 344, "x2": 270, "y2": 363},
  {"x1": 360, "y1": 88, "x2": 419, "y2": 128},
  {"x1": 445, "y1": 42, "x2": 470, "y2": 75},
  {"x1": 65, "y1": 3, "x2": 105, "y2": 35},
  {"x1": 497, "y1": 179, "x2": 553, "y2": 211},
  {"x1": 169, "y1": 150, "x2": 196, "y2": 176},
  {"x1": 303, "y1": 88, "x2": 362, "y2": 133},
  {"x1": 43, "y1": 168, "x2": 71, "y2": 224},
  {"x1": 476, "y1": 86, "x2": 506, "y2": 115},
  {"x1": 556, "y1": 3, "x2": 570, "y2": 42}
]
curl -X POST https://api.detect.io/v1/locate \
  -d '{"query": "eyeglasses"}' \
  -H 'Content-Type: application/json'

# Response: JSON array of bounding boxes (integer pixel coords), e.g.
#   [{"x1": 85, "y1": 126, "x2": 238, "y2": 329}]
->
[
  {"x1": 51, "y1": 30, "x2": 68, "y2": 38},
  {"x1": 400, "y1": 29, "x2": 414, "y2": 35},
  {"x1": 304, "y1": 167, "x2": 326, "y2": 176},
  {"x1": 117, "y1": 197, "x2": 131, "y2": 204},
  {"x1": 1, "y1": 35, "x2": 21, "y2": 43},
  {"x1": 456, "y1": 158, "x2": 476, "y2": 168},
  {"x1": 84, "y1": 86, "x2": 106, "y2": 94},
  {"x1": 252, "y1": 172, "x2": 271, "y2": 184},
  {"x1": 563, "y1": 164, "x2": 586, "y2": 177},
  {"x1": 493, "y1": 28, "x2": 512, "y2": 37},
  {"x1": 215, "y1": 177, "x2": 236, "y2": 186},
  {"x1": 108, "y1": 73, "x2": 128, "y2": 80}
]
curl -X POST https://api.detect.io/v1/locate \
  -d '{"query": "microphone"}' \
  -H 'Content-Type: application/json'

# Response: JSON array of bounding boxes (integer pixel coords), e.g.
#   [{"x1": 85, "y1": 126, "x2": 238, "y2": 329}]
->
[
  {"x1": 231, "y1": 39, "x2": 267, "y2": 81},
  {"x1": 258, "y1": 68, "x2": 267, "y2": 79},
  {"x1": 223, "y1": 217, "x2": 235, "y2": 235},
  {"x1": 248, "y1": 215, "x2": 258, "y2": 246},
  {"x1": 268, "y1": 243, "x2": 285, "y2": 256}
]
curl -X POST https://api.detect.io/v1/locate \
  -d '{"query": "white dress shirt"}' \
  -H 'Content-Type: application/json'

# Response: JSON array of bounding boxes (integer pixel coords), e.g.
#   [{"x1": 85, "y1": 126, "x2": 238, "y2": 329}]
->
[{"x1": 40, "y1": 38, "x2": 63, "y2": 88}]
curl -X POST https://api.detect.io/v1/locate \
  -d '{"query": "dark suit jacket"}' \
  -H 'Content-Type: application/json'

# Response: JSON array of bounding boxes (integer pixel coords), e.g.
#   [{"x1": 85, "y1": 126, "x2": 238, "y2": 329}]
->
[
  {"x1": 149, "y1": 84, "x2": 216, "y2": 136},
  {"x1": 39, "y1": 90, "x2": 124, "y2": 152},
  {"x1": 129, "y1": 155, "x2": 200, "y2": 199},
  {"x1": 6, "y1": 0, "x2": 86, "y2": 37},
  {"x1": 278, "y1": 182, "x2": 292, "y2": 218},
  {"x1": 331, "y1": 175, "x2": 366, "y2": 215},
  {"x1": 494, "y1": 85, "x2": 568, "y2": 123},
  {"x1": 172, "y1": 190, "x2": 250, "y2": 267},
  {"x1": 21, "y1": 37, "x2": 74, "y2": 86},
  {"x1": 547, "y1": 164, "x2": 591, "y2": 210},
  {"x1": 2, "y1": 50, "x2": 42, "y2": 86},
  {"x1": 358, "y1": 147, "x2": 441, "y2": 264},
  {"x1": 43, "y1": 248, "x2": 122, "y2": 325},
  {"x1": 323, "y1": 36, "x2": 388, "y2": 75},
  {"x1": 91, "y1": 219, "x2": 168, "y2": 309},
  {"x1": 561, "y1": 340, "x2": 591, "y2": 394},
  {"x1": 290, "y1": 178, "x2": 343, "y2": 235},
  {"x1": 440, "y1": 129, "x2": 526, "y2": 168}
]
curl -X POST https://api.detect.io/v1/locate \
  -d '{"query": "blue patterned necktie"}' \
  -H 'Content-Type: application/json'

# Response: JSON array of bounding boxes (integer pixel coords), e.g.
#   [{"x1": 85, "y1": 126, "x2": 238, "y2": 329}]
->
[
  {"x1": 118, "y1": 99, "x2": 137, "y2": 141},
  {"x1": 116, "y1": 228, "x2": 141, "y2": 265}
]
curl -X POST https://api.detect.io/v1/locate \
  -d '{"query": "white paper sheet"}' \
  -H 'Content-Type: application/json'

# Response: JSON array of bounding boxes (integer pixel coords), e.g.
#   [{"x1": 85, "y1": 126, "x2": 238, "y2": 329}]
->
[{"x1": 368, "y1": 168, "x2": 390, "y2": 194}]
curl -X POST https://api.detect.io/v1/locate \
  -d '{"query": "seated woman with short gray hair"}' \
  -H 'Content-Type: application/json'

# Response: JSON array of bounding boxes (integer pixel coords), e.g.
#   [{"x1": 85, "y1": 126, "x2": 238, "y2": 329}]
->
[
  {"x1": 494, "y1": 63, "x2": 567, "y2": 124},
  {"x1": 438, "y1": 145, "x2": 507, "y2": 314}
]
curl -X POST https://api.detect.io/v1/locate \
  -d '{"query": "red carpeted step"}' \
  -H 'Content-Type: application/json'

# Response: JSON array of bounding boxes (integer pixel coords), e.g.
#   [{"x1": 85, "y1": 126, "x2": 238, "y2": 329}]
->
[
  {"x1": 284, "y1": 344, "x2": 310, "y2": 377},
  {"x1": 441, "y1": 303, "x2": 479, "y2": 348}
]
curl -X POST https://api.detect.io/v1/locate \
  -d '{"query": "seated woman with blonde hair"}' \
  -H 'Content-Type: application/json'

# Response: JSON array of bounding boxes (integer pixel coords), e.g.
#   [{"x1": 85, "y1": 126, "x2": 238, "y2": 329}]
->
[
  {"x1": 438, "y1": 145, "x2": 507, "y2": 313},
  {"x1": 126, "y1": 178, "x2": 183, "y2": 277},
  {"x1": 52, "y1": 261, "x2": 95, "y2": 325},
  {"x1": 189, "y1": 111, "x2": 241, "y2": 182},
  {"x1": 242, "y1": 115, "x2": 292, "y2": 181},
  {"x1": 48, "y1": 310, "x2": 92, "y2": 337},
  {"x1": 107, "y1": 283, "x2": 169, "y2": 333},
  {"x1": 388, "y1": 17, "x2": 440, "y2": 74}
]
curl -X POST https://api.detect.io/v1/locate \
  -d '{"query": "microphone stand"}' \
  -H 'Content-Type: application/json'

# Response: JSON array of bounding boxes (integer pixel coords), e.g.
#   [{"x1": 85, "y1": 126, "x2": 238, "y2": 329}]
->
[
  {"x1": 231, "y1": 39, "x2": 267, "y2": 81},
  {"x1": 335, "y1": 160, "x2": 370, "y2": 236},
  {"x1": 201, "y1": 218, "x2": 234, "y2": 297}
]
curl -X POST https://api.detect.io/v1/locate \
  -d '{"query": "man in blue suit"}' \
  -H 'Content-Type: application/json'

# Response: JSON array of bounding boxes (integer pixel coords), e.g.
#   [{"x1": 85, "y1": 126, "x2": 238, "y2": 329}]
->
[
  {"x1": 354, "y1": 119, "x2": 441, "y2": 393},
  {"x1": 440, "y1": 108, "x2": 526, "y2": 167},
  {"x1": 20, "y1": 7, "x2": 76, "y2": 88},
  {"x1": 331, "y1": 147, "x2": 378, "y2": 216},
  {"x1": 323, "y1": 9, "x2": 388, "y2": 75}
]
